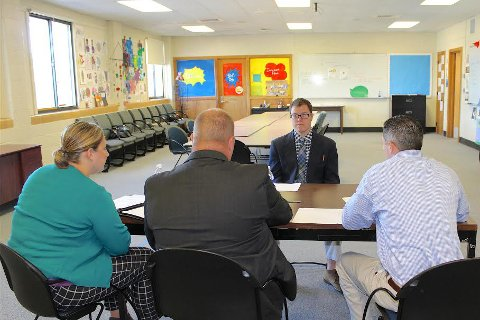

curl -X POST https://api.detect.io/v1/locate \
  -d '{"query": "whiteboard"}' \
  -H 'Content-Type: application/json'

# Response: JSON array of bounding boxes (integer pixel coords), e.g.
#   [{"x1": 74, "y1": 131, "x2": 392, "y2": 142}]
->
[
  {"x1": 297, "y1": 54, "x2": 389, "y2": 98},
  {"x1": 467, "y1": 46, "x2": 480, "y2": 105}
]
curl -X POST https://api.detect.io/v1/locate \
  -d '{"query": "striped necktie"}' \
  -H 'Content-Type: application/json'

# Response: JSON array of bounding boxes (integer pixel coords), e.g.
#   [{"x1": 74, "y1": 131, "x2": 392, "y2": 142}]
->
[{"x1": 295, "y1": 138, "x2": 308, "y2": 183}]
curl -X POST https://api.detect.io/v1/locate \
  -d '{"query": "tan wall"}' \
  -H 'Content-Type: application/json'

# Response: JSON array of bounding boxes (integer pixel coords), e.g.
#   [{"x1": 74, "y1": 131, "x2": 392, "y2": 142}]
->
[
  {"x1": 0, "y1": 0, "x2": 171, "y2": 164},
  {"x1": 172, "y1": 33, "x2": 437, "y2": 128},
  {"x1": 437, "y1": 15, "x2": 479, "y2": 143}
]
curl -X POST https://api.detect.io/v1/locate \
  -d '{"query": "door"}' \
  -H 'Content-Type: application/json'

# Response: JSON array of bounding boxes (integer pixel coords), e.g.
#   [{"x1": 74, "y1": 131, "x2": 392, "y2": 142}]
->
[
  {"x1": 446, "y1": 47, "x2": 463, "y2": 138},
  {"x1": 216, "y1": 58, "x2": 248, "y2": 121}
]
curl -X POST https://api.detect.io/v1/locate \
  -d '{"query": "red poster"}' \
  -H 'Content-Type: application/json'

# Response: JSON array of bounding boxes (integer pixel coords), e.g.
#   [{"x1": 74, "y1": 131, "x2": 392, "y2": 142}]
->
[
  {"x1": 264, "y1": 63, "x2": 287, "y2": 80},
  {"x1": 223, "y1": 63, "x2": 244, "y2": 96}
]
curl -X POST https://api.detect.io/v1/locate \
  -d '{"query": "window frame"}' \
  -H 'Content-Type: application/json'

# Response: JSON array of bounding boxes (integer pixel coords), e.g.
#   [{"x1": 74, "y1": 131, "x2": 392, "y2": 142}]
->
[
  {"x1": 28, "y1": 13, "x2": 78, "y2": 114},
  {"x1": 148, "y1": 63, "x2": 165, "y2": 99}
]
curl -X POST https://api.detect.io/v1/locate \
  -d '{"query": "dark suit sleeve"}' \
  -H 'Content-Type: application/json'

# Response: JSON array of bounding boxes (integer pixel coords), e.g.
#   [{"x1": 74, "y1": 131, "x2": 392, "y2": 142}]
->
[
  {"x1": 263, "y1": 173, "x2": 292, "y2": 226},
  {"x1": 268, "y1": 140, "x2": 283, "y2": 183},
  {"x1": 143, "y1": 180, "x2": 157, "y2": 249},
  {"x1": 324, "y1": 141, "x2": 340, "y2": 184}
]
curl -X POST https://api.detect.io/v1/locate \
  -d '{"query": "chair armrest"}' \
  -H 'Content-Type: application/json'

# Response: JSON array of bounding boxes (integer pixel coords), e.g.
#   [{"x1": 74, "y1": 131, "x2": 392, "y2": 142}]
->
[{"x1": 262, "y1": 278, "x2": 296, "y2": 301}]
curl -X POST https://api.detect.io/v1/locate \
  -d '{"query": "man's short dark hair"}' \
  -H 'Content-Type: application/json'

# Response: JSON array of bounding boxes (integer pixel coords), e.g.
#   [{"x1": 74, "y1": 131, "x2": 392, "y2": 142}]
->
[
  {"x1": 383, "y1": 115, "x2": 423, "y2": 151},
  {"x1": 289, "y1": 98, "x2": 313, "y2": 113}
]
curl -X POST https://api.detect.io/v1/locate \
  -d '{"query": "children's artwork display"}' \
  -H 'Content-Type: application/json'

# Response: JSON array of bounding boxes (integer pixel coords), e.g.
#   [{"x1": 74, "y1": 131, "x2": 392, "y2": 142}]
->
[
  {"x1": 250, "y1": 57, "x2": 291, "y2": 96},
  {"x1": 122, "y1": 37, "x2": 146, "y2": 99},
  {"x1": 176, "y1": 59, "x2": 216, "y2": 97},
  {"x1": 74, "y1": 26, "x2": 109, "y2": 108}
]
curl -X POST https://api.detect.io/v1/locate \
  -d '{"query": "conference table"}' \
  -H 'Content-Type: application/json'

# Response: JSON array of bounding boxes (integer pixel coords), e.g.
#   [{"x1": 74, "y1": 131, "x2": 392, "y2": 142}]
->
[{"x1": 118, "y1": 184, "x2": 477, "y2": 258}]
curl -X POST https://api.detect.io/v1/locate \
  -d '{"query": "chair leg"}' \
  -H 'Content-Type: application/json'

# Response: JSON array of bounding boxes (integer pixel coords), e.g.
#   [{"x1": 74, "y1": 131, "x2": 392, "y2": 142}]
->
[
  {"x1": 174, "y1": 153, "x2": 184, "y2": 168},
  {"x1": 95, "y1": 302, "x2": 105, "y2": 320},
  {"x1": 283, "y1": 297, "x2": 289, "y2": 320}
]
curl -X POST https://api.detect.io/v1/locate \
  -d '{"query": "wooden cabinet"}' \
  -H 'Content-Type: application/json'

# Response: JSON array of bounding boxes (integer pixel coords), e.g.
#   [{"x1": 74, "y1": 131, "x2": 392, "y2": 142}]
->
[{"x1": 0, "y1": 144, "x2": 42, "y2": 205}]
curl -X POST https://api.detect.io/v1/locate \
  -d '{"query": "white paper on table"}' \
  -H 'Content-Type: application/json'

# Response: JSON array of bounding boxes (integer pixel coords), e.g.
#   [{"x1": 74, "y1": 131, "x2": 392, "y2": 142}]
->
[
  {"x1": 342, "y1": 197, "x2": 351, "y2": 203},
  {"x1": 291, "y1": 208, "x2": 343, "y2": 224},
  {"x1": 113, "y1": 194, "x2": 145, "y2": 209},
  {"x1": 122, "y1": 206, "x2": 145, "y2": 219},
  {"x1": 274, "y1": 183, "x2": 301, "y2": 192}
]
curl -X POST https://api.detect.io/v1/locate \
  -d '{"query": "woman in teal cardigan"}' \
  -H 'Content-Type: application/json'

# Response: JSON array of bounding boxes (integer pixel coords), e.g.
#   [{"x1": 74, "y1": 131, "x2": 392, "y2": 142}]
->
[{"x1": 8, "y1": 121, "x2": 158, "y2": 320}]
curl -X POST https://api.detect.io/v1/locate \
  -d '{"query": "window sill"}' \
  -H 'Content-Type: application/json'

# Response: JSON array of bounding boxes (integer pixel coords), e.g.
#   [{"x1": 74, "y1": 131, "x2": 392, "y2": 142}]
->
[
  {"x1": 124, "y1": 99, "x2": 170, "y2": 109},
  {"x1": 31, "y1": 104, "x2": 119, "y2": 125},
  {"x1": 0, "y1": 118, "x2": 14, "y2": 129}
]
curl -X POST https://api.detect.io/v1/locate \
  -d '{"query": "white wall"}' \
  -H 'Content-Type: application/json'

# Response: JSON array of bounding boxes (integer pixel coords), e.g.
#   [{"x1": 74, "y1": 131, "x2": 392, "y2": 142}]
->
[
  {"x1": 437, "y1": 15, "x2": 480, "y2": 143},
  {"x1": 0, "y1": 0, "x2": 171, "y2": 164},
  {"x1": 172, "y1": 32, "x2": 437, "y2": 128}
]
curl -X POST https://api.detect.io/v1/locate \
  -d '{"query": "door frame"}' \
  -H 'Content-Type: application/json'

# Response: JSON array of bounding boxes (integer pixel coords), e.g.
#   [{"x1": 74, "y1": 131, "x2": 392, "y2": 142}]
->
[{"x1": 446, "y1": 47, "x2": 463, "y2": 138}]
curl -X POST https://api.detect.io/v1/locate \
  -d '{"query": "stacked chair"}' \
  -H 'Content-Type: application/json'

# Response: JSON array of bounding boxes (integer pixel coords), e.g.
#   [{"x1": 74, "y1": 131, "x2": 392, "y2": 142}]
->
[
  {"x1": 119, "y1": 110, "x2": 156, "y2": 152},
  {"x1": 147, "y1": 105, "x2": 180, "y2": 140}
]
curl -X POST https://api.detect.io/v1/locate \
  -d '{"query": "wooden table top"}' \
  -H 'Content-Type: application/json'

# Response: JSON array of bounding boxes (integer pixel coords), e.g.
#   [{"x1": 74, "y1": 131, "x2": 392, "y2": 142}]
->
[{"x1": 0, "y1": 144, "x2": 41, "y2": 157}]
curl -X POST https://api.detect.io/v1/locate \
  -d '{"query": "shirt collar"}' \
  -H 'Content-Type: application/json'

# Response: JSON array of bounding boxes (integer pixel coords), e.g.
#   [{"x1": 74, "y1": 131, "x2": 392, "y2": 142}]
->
[
  {"x1": 293, "y1": 129, "x2": 313, "y2": 141},
  {"x1": 393, "y1": 150, "x2": 422, "y2": 159}
]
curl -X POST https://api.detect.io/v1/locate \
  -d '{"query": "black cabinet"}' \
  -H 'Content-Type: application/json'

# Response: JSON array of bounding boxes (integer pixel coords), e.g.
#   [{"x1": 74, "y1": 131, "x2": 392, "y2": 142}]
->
[{"x1": 391, "y1": 95, "x2": 426, "y2": 128}]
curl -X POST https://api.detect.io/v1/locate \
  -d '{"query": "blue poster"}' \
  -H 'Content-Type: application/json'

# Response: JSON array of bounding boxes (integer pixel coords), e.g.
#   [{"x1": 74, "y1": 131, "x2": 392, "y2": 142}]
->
[
  {"x1": 390, "y1": 55, "x2": 431, "y2": 96},
  {"x1": 176, "y1": 59, "x2": 216, "y2": 97}
]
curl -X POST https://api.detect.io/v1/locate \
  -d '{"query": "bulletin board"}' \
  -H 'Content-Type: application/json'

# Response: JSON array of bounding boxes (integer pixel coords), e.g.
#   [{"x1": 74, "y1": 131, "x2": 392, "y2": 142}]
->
[
  {"x1": 466, "y1": 45, "x2": 480, "y2": 105},
  {"x1": 389, "y1": 54, "x2": 431, "y2": 96},
  {"x1": 250, "y1": 57, "x2": 291, "y2": 96},
  {"x1": 122, "y1": 37, "x2": 147, "y2": 100},
  {"x1": 297, "y1": 54, "x2": 388, "y2": 98},
  {"x1": 176, "y1": 59, "x2": 216, "y2": 97}
]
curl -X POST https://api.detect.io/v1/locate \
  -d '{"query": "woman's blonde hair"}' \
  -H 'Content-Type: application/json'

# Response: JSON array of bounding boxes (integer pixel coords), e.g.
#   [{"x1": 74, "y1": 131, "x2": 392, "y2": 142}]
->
[{"x1": 53, "y1": 121, "x2": 104, "y2": 169}]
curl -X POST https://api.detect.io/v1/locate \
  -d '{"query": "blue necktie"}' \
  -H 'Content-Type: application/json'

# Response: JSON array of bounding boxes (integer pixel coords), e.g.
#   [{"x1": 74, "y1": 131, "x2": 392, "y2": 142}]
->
[{"x1": 295, "y1": 138, "x2": 307, "y2": 183}]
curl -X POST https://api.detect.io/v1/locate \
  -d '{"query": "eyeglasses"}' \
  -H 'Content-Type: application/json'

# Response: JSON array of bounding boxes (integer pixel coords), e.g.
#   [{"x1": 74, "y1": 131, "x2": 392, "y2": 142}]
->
[{"x1": 290, "y1": 113, "x2": 311, "y2": 119}]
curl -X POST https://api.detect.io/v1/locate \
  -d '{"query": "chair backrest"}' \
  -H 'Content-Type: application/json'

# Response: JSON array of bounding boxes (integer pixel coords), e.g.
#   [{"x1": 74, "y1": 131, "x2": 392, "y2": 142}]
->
[
  {"x1": 162, "y1": 104, "x2": 175, "y2": 114},
  {"x1": 93, "y1": 114, "x2": 113, "y2": 139},
  {"x1": 167, "y1": 126, "x2": 189, "y2": 154},
  {"x1": 186, "y1": 120, "x2": 194, "y2": 133},
  {"x1": 139, "y1": 108, "x2": 153, "y2": 121},
  {"x1": 396, "y1": 258, "x2": 480, "y2": 319},
  {"x1": 314, "y1": 111, "x2": 327, "y2": 130},
  {"x1": 148, "y1": 106, "x2": 160, "y2": 118},
  {"x1": 107, "y1": 112, "x2": 125, "y2": 127},
  {"x1": 0, "y1": 243, "x2": 58, "y2": 317},
  {"x1": 231, "y1": 139, "x2": 252, "y2": 164},
  {"x1": 129, "y1": 109, "x2": 147, "y2": 129},
  {"x1": 147, "y1": 248, "x2": 262, "y2": 320},
  {"x1": 318, "y1": 123, "x2": 329, "y2": 136},
  {"x1": 157, "y1": 105, "x2": 168, "y2": 116}
]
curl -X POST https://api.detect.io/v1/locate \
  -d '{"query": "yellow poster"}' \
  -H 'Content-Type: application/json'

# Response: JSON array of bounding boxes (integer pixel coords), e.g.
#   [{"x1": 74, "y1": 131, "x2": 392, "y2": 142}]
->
[{"x1": 250, "y1": 57, "x2": 291, "y2": 96}]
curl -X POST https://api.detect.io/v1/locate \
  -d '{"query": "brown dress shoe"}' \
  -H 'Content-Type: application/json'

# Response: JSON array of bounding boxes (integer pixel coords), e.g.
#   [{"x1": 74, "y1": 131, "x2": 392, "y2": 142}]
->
[{"x1": 323, "y1": 269, "x2": 342, "y2": 292}]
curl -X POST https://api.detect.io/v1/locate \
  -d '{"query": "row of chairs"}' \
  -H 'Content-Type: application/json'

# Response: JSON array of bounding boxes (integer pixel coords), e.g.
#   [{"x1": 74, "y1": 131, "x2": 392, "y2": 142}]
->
[
  {"x1": 77, "y1": 104, "x2": 193, "y2": 172},
  {"x1": 0, "y1": 244, "x2": 292, "y2": 320}
]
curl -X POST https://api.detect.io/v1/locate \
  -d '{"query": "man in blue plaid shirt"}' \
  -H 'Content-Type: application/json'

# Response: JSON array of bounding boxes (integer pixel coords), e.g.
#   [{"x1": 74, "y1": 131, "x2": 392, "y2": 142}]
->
[{"x1": 338, "y1": 115, "x2": 469, "y2": 320}]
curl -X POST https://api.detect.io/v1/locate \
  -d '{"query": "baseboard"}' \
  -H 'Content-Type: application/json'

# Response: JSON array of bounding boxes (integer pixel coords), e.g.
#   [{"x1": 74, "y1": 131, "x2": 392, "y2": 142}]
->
[
  {"x1": 328, "y1": 127, "x2": 435, "y2": 133},
  {"x1": 459, "y1": 137, "x2": 480, "y2": 151}
]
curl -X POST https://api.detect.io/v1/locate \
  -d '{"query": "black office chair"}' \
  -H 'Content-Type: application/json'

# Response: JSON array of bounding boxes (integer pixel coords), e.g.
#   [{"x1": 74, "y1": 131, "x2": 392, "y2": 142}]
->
[
  {"x1": 146, "y1": 248, "x2": 289, "y2": 320},
  {"x1": 231, "y1": 139, "x2": 256, "y2": 164},
  {"x1": 167, "y1": 126, "x2": 190, "y2": 168},
  {"x1": 362, "y1": 258, "x2": 480, "y2": 320},
  {"x1": 312, "y1": 111, "x2": 327, "y2": 133},
  {"x1": 318, "y1": 123, "x2": 329, "y2": 136},
  {"x1": 0, "y1": 243, "x2": 104, "y2": 320}
]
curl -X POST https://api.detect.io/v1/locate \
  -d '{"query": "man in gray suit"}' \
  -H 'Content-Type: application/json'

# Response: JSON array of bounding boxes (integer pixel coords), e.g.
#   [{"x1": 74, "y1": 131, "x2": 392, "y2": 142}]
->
[{"x1": 144, "y1": 108, "x2": 296, "y2": 319}]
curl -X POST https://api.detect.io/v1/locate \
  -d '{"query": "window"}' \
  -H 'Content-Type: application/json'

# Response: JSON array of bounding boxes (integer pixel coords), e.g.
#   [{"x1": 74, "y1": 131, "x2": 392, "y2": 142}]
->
[
  {"x1": 148, "y1": 64, "x2": 165, "y2": 98},
  {"x1": 28, "y1": 14, "x2": 77, "y2": 112}
]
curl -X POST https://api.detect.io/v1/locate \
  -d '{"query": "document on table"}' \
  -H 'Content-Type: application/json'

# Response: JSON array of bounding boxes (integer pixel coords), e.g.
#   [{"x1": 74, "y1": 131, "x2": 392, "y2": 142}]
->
[
  {"x1": 121, "y1": 206, "x2": 145, "y2": 219},
  {"x1": 274, "y1": 183, "x2": 301, "y2": 192},
  {"x1": 113, "y1": 194, "x2": 145, "y2": 210},
  {"x1": 291, "y1": 208, "x2": 343, "y2": 224}
]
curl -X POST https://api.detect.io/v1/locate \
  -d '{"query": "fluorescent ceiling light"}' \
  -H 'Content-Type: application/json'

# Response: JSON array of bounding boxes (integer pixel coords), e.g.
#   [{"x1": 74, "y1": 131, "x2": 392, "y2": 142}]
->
[
  {"x1": 117, "y1": 0, "x2": 172, "y2": 12},
  {"x1": 287, "y1": 23, "x2": 312, "y2": 30},
  {"x1": 182, "y1": 25, "x2": 215, "y2": 33},
  {"x1": 421, "y1": 0, "x2": 461, "y2": 5},
  {"x1": 275, "y1": 0, "x2": 310, "y2": 8},
  {"x1": 388, "y1": 21, "x2": 419, "y2": 29}
]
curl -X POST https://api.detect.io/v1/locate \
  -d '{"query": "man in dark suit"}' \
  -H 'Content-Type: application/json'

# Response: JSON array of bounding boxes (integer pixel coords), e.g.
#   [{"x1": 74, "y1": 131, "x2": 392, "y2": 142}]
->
[
  {"x1": 269, "y1": 98, "x2": 342, "y2": 291},
  {"x1": 144, "y1": 108, "x2": 296, "y2": 320}
]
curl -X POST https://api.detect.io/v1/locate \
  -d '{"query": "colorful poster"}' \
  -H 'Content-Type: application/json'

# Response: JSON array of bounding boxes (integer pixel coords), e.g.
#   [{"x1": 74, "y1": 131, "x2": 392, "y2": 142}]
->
[
  {"x1": 122, "y1": 37, "x2": 145, "y2": 97},
  {"x1": 223, "y1": 63, "x2": 243, "y2": 96},
  {"x1": 250, "y1": 57, "x2": 290, "y2": 96},
  {"x1": 176, "y1": 59, "x2": 216, "y2": 97}
]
